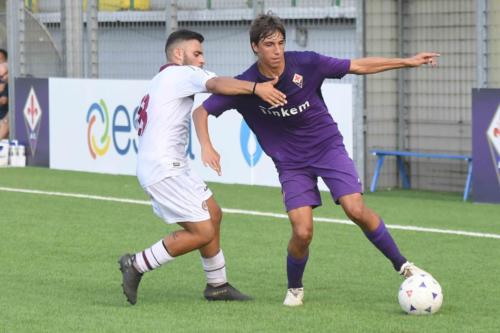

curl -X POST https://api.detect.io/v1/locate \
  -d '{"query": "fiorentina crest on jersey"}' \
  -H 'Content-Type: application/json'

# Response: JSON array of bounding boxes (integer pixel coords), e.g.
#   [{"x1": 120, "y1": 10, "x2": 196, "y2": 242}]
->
[
  {"x1": 292, "y1": 73, "x2": 303, "y2": 88},
  {"x1": 22, "y1": 87, "x2": 43, "y2": 157}
]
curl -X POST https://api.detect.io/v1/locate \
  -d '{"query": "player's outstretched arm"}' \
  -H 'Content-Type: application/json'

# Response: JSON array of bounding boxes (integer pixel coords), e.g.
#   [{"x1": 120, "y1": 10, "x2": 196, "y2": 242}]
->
[
  {"x1": 192, "y1": 105, "x2": 222, "y2": 176},
  {"x1": 206, "y1": 76, "x2": 286, "y2": 107},
  {"x1": 348, "y1": 52, "x2": 440, "y2": 75}
]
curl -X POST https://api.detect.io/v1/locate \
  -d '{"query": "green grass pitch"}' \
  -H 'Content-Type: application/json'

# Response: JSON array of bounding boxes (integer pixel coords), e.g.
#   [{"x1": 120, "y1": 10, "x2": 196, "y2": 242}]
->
[{"x1": 1, "y1": 167, "x2": 500, "y2": 332}]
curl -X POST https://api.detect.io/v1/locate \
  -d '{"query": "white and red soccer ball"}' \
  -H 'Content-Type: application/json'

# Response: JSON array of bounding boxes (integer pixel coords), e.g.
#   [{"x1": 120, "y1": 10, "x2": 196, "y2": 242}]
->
[{"x1": 398, "y1": 273, "x2": 443, "y2": 315}]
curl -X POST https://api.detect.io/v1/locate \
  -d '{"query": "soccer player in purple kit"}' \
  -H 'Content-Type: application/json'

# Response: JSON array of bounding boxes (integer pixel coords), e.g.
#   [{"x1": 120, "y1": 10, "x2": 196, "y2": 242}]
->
[{"x1": 193, "y1": 14, "x2": 440, "y2": 306}]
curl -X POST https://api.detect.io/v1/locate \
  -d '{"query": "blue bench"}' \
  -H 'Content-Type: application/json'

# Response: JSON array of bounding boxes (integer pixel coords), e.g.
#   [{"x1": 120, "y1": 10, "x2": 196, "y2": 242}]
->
[{"x1": 370, "y1": 150, "x2": 472, "y2": 201}]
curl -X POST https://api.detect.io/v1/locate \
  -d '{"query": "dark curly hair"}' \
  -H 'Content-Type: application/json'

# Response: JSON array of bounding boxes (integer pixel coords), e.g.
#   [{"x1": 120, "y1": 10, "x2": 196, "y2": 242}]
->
[{"x1": 249, "y1": 14, "x2": 286, "y2": 51}]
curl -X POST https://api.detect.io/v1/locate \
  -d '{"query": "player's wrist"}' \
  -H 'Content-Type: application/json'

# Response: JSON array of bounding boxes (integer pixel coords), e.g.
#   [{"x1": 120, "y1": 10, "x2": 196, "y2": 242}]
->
[
  {"x1": 252, "y1": 82, "x2": 257, "y2": 95},
  {"x1": 201, "y1": 142, "x2": 214, "y2": 150},
  {"x1": 402, "y1": 58, "x2": 413, "y2": 67}
]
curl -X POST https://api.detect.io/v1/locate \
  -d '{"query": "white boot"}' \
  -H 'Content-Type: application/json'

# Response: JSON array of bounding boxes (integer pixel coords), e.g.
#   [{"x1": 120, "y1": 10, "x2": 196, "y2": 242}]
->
[
  {"x1": 399, "y1": 261, "x2": 431, "y2": 278},
  {"x1": 283, "y1": 287, "x2": 304, "y2": 307}
]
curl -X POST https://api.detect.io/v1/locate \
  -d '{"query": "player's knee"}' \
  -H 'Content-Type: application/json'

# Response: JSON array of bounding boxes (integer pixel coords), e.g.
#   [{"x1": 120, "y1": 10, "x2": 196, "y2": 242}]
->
[
  {"x1": 294, "y1": 227, "x2": 313, "y2": 246},
  {"x1": 192, "y1": 222, "x2": 215, "y2": 246},
  {"x1": 344, "y1": 204, "x2": 365, "y2": 223},
  {"x1": 197, "y1": 233, "x2": 214, "y2": 248}
]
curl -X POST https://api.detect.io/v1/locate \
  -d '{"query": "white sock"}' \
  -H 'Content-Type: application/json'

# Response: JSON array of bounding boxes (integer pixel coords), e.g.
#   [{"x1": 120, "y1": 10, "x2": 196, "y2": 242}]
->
[
  {"x1": 134, "y1": 240, "x2": 175, "y2": 273},
  {"x1": 201, "y1": 250, "x2": 227, "y2": 287}
]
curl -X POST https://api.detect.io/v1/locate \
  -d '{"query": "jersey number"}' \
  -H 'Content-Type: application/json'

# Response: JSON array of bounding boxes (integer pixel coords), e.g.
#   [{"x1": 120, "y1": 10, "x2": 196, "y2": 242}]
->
[{"x1": 137, "y1": 94, "x2": 150, "y2": 136}]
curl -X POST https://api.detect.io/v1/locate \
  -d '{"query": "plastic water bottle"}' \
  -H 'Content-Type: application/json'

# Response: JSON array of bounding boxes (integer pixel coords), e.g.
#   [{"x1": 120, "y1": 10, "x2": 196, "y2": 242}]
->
[{"x1": 8, "y1": 140, "x2": 26, "y2": 167}]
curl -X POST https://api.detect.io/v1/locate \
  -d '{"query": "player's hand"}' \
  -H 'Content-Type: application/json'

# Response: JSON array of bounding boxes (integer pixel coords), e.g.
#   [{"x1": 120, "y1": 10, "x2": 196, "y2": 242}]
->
[
  {"x1": 407, "y1": 52, "x2": 440, "y2": 67},
  {"x1": 255, "y1": 77, "x2": 287, "y2": 107},
  {"x1": 201, "y1": 145, "x2": 222, "y2": 176}
]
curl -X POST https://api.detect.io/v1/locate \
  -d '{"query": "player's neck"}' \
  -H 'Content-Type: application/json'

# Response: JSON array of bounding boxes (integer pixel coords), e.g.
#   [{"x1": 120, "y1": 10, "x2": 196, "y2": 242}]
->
[{"x1": 257, "y1": 61, "x2": 285, "y2": 79}]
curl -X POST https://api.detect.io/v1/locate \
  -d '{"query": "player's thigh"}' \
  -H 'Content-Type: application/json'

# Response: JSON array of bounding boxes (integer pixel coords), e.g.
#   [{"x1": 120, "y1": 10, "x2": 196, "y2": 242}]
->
[
  {"x1": 0, "y1": 116, "x2": 8, "y2": 138},
  {"x1": 338, "y1": 192, "x2": 365, "y2": 213},
  {"x1": 205, "y1": 196, "x2": 222, "y2": 225},
  {"x1": 144, "y1": 170, "x2": 213, "y2": 224},
  {"x1": 288, "y1": 206, "x2": 314, "y2": 237},
  {"x1": 178, "y1": 219, "x2": 215, "y2": 240},
  {"x1": 278, "y1": 168, "x2": 322, "y2": 212}
]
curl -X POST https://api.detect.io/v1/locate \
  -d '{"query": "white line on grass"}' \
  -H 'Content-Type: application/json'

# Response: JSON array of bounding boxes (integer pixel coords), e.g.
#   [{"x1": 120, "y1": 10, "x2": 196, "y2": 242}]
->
[{"x1": 1, "y1": 186, "x2": 500, "y2": 240}]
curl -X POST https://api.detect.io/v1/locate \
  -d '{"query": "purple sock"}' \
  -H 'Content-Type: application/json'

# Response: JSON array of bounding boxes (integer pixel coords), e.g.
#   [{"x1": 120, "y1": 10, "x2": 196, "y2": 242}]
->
[
  {"x1": 364, "y1": 220, "x2": 407, "y2": 271},
  {"x1": 287, "y1": 253, "x2": 308, "y2": 289}
]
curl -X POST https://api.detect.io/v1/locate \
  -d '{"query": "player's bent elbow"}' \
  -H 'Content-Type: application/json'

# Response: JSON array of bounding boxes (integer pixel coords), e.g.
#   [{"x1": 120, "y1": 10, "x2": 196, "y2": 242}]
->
[
  {"x1": 205, "y1": 77, "x2": 218, "y2": 93},
  {"x1": 192, "y1": 106, "x2": 208, "y2": 121}
]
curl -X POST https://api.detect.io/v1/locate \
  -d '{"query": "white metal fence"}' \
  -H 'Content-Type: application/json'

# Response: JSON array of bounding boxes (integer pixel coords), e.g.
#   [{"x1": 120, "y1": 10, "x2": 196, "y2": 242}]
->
[{"x1": 4, "y1": 0, "x2": 500, "y2": 194}]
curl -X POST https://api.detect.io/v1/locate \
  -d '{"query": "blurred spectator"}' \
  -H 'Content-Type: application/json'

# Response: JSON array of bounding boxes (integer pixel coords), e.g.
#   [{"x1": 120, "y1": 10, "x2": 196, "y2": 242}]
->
[
  {"x1": 0, "y1": 49, "x2": 7, "y2": 63},
  {"x1": 0, "y1": 63, "x2": 9, "y2": 139}
]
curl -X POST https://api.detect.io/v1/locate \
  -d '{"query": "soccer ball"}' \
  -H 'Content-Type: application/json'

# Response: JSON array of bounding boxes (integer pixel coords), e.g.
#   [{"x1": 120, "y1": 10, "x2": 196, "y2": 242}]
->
[{"x1": 398, "y1": 273, "x2": 443, "y2": 315}]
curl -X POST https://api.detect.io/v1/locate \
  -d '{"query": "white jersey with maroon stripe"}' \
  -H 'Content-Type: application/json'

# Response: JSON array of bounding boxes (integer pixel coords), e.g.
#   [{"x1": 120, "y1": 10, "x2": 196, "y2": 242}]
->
[{"x1": 136, "y1": 64, "x2": 216, "y2": 187}]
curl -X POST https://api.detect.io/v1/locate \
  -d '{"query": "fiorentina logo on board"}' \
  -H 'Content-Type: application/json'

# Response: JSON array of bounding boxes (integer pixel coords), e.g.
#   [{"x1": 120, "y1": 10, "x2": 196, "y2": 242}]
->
[
  {"x1": 486, "y1": 103, "x2": 500, "y2": 184},
  {"x1": 22, "y1": 87, "x2": 43, "y2": 157},
  {"x1": 292, "y1": 73, "x2": 303, "y2": 88}
]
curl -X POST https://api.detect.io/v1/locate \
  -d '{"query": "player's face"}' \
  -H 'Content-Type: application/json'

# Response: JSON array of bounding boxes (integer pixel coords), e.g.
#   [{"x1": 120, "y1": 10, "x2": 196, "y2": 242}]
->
[
  {"x1": 180, "y1": 40, "x2": 205, "y2": 68},
  {"x1": 252, "y1": 31, "x2": 285, "y2": 69}
]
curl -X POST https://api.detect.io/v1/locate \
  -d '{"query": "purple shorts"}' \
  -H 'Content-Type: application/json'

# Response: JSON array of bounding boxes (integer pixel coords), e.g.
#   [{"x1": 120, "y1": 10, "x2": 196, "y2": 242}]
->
[{"x1": 278, "y1": 145, "x2": 362, "y2": 211}]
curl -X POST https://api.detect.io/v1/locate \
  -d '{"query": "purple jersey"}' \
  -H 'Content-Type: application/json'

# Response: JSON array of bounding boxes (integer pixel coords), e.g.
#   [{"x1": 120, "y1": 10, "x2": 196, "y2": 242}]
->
[{"x1": 203, "y1": 51, "x2": 350, "y2": 170}]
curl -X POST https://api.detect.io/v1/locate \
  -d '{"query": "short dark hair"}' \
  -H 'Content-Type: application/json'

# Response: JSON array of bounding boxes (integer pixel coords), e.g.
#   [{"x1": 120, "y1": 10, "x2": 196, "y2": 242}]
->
[
  {"x1": 165, "y1": 29, "x2": 204, "y2": 60},
  {"x1": 249, "y1": 14, "x2": 286, "y2": 47},
  {"x1": 0, "y1": 49, "x2": 7, "y2": 61}
]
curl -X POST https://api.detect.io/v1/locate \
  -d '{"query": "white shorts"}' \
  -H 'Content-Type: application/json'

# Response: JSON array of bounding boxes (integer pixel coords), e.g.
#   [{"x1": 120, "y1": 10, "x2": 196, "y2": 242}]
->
[{"x1": 143, "y1": 169, "x2": 213, "y2": 224}]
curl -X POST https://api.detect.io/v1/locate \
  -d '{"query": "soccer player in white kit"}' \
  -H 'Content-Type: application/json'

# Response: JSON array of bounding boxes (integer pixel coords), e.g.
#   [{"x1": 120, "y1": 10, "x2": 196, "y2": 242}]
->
[{"x1": 118, "y1": 30, "x2": 286, "y2": 305}]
